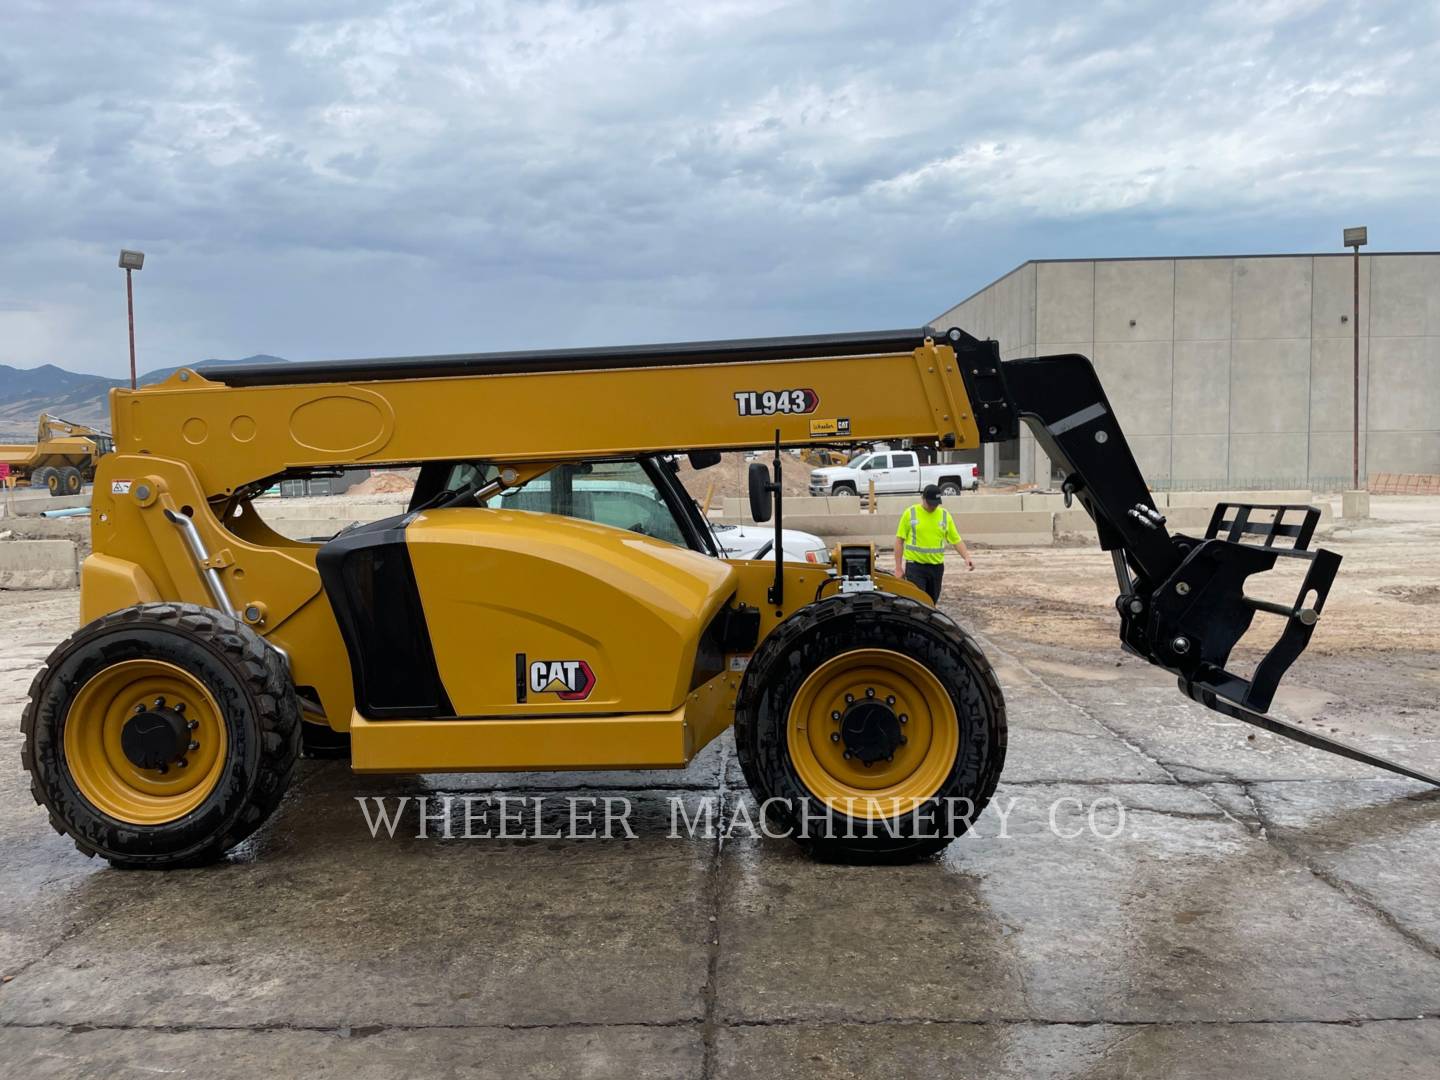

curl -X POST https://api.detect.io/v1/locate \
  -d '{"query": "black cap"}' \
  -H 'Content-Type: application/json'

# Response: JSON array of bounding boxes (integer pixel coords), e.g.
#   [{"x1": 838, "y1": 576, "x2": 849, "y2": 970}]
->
[{"x1": 922, "y1": 484, "x2": 942, "y2": 505}]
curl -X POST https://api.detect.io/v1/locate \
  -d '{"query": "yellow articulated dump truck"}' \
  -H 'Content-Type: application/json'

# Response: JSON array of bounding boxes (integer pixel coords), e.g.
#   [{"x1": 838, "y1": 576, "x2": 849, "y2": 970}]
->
[
  {"x1": 0, "y1": 413, "x2": 114, "y2": 496},
  {"x1": 21, "y1": 327, "x2": 1431, "y2": 869}
]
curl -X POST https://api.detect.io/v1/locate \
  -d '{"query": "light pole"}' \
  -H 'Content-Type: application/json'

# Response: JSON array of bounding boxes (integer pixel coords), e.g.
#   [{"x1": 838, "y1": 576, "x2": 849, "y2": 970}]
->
[
  {"x1": 1342, "y1": 227, "x2": 1366, "y2": 491},
  {"x1": 118, "y1": 249, "x2": 145, "y2": 389}
]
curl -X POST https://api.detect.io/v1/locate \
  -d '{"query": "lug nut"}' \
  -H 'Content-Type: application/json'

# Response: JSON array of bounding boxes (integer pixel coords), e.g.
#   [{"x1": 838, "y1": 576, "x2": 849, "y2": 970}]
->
[
  {"x1": 842, "y1": 751, "x2": 852, "y2": 760},
  {"x1": 176, "y1": 758, "x2": 188, "y2": 768},
  {"x1": 188, "y1": 740, "x2": 199, "y2": 751},
  {"x1": 134, "y1": 704, "x2": 145, "y2": 714},
  {"x1": 844, "y1": 693, "x2": 854, "y2": 704},
  {"x1": 156, "y1": 764, "x2": 169, "y2": 775},
  {"x1": 899, "y1": 714, "x2": 908, "y2": 724},
  {"x1": 831, "y1": 710, "x2": 841, "y2": 721},
  {"x1": 830, "y1": 732, "x2": 840, "y2": 743},
  {"x1": 865, "y1": 688, "x2": 875, "y2": 698},
  {"x1": 886, "y1": 754, "x2": 894, "y2": 763},
  {"x1": 187, "y1": 720, "x2": 198, "y2": 730},
  {"x1": 886, "y1": 695, "x2": 896, "y2": 706},
  {"x1": 173, "y1": 702, "x2": 186, "y2": 713},
  {"x1": 899, "y1": 735, "x2": 908, "y2": 745},
  {"x1": 153, "y1": 697, "x2": 165, "y2": 708}
]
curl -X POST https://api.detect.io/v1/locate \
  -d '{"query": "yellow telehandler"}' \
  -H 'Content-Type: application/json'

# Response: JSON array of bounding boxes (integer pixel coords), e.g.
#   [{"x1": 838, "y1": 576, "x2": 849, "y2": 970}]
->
[{"x1": 21, "y1": 327, "x2": 1429, "y2": 868}]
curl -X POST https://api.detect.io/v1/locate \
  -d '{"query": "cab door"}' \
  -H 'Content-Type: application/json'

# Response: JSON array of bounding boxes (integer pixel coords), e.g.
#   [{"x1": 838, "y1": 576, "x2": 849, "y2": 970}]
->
[
  {"x1": 885, "y1": 451, "x2": 920, "y2": 493},
  {"x1": 860, "y1": 453, "x2": 889, "y2": 493}
]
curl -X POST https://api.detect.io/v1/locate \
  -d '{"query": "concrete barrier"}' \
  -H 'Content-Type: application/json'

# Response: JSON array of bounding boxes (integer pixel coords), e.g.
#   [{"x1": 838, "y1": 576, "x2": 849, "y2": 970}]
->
[
  {"x1": 777, "y1": 511, "x2": 1056, "y2": 548},
  {"x1": 963, "y1": 493, "x2": 1024, "y2": 512},
  {"x1": 252, "y1": 498, "x2": 406, "y2": 521},
  {"x1": 1053, "y1": 506, "x2": 1217, "y2": 539},
  {"x1": 951, "y1": 511, "x2": 1056, "y2": 546},
  {"x1": 1019, "y1": 492, "x2": 1065, "y2": 512},
  {"x1": 4, "y1": 490, "x2": 91, "y2": 517},
  {"x1": 0, "y1": 539, "x2": 79, "y2": 588}
]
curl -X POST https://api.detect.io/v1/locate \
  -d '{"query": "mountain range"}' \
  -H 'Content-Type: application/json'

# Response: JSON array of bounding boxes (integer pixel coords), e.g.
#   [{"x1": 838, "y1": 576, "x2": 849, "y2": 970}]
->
[{"x1": 0, "y1": 356, "x2": 284, "y2": 440}]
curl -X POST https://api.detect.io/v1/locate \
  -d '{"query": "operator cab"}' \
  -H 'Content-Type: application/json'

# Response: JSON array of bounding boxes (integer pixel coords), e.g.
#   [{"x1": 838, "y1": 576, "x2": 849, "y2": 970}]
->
[{"x1": 407, "y1": 455, "x2": 720, "y2": 557}]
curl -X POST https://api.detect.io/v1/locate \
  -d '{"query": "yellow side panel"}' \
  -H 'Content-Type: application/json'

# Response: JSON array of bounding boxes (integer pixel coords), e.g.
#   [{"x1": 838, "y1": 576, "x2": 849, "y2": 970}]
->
[
  {"x1": 405, "y1": 508, "x2": 738, "y2": 717},
  {"x1": 79, "y1": 554, "x2": 161, "y2": 622},
  {"x1": 349, "y1": 708, "x2": 690, "y2": 772}
]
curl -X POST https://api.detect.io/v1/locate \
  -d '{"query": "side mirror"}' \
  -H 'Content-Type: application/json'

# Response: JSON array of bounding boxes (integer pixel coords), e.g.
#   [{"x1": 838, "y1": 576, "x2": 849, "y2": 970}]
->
[
  {"x1": 748, "y1": 462, "x2": 773, "y2": 523},
  {"x1": 688, "y1": 450, "x2": 722, "y2": 470}
]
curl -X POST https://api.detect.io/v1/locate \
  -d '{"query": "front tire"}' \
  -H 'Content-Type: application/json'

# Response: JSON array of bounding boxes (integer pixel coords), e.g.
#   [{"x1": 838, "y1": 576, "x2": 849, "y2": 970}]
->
[
  {"x1": 21, "y1": 603, "x2": 301, "y2": 868},
  {"x1": 735, "y1": 593, "x2": 1006, "y2": 863},
  {"x1": 831, "y1": 483, "x2": 857, "y2": 497}
]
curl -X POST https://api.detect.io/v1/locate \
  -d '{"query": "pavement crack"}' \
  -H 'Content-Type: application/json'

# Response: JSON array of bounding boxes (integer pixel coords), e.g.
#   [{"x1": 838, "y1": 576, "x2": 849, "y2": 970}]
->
[
  {"x1": 5, "y1": 1014, "x2": 1438, "y2": 1036},
  {"x1": 1242, "y1": 781, "x2": 1440, "y2": 963},
  {"x1": 976, "y1": 633, "x2": 1250, "y2": 830},
  {"x1": 1234, "y1": 784, "x2": 1269, "y2": 839},
  {"x1": 0, "y1": 892, "x2": 133, "y2": 987}
]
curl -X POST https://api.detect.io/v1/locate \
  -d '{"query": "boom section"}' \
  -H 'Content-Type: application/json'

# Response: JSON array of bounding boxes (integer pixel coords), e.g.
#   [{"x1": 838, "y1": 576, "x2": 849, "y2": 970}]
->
[{"x1": 108, "y1": 328, "x2": 1007, "y2": 501}]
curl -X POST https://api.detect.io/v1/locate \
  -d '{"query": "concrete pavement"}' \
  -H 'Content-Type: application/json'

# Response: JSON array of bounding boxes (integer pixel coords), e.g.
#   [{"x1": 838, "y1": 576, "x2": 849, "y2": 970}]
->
[{"x1": 2, "y1": 590, "x2": 1439, "y2": 1078}]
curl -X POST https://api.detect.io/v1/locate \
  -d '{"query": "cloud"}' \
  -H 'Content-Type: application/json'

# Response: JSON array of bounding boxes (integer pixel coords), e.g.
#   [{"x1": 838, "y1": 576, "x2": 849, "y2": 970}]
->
[{"x1": 0, "y1": 0, "x2": 1436, "y2": 374}]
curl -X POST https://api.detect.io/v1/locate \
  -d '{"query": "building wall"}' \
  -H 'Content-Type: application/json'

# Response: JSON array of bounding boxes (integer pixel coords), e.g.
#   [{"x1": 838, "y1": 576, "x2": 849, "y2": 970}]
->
[{"x1": 933, "y1": 254, "x2": 1440, "y2": 490}]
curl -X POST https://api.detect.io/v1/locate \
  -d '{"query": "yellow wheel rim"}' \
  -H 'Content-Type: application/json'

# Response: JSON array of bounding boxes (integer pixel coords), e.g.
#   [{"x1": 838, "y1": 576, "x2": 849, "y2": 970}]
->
[
  {"x1": 786, "y1": 648, "x2": 960, "y2": 820},
  {"x1": 63, "y1": 660, "x2": 228, "y2": 825}
]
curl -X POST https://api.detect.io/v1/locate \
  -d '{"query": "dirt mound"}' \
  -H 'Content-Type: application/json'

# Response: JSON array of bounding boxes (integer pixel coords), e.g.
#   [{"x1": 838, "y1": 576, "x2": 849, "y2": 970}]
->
[
  {"x1": 675, "y1": 452, "x2": 815, "y2": 504},
  {"x1": 349, "y1": 470, "x2": 418, "y2": 496}
]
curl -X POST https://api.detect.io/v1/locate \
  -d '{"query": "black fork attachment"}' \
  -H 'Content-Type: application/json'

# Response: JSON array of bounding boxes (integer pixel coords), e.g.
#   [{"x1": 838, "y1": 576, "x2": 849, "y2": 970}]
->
[{"x1": 941, "y1": 327, "x2": 1440, "y2": 786}]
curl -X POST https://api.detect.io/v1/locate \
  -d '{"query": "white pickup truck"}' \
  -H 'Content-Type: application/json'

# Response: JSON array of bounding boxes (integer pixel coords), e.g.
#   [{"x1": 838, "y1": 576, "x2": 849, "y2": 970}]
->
[{"x1": 807, "y1": 450, "x2": 979, "y2": 498}]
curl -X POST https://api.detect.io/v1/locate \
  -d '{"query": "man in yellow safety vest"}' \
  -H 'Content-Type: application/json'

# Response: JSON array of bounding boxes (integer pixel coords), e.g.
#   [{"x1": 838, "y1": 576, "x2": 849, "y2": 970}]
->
[{"x1": 892, "y1": 483, "x2": 974, "y2": 602}]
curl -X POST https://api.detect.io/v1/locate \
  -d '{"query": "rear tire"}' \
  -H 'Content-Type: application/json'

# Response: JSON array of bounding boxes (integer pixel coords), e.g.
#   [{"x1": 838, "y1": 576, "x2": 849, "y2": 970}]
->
[
  {"x1": 735, "y1": 592, "x2": 1006, "y2": 864},
  {"x1": 59, "y1": 465, "x2": 82, "y2": 495},
  {"x1": 21, "y1": 602, "x2": 301, "y2": 868},
  {"x1": 938, "y1": 479, "x2": 962, "y2": 496}
]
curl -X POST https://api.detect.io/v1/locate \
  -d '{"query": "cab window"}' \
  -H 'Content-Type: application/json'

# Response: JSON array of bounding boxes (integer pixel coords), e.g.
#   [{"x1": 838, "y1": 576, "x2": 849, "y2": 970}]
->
[
  {"x1": 862, "y1": 454, "x2": 888, "y2": 470},
  {"x1": 496, "y1": 461, "x2": 689, "y2": 547}
]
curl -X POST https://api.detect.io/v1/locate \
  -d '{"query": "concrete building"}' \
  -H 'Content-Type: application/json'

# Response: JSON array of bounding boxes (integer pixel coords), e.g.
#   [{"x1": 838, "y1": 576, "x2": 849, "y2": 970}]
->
[{"x1": 934, "y1": 253, "x2": 1440, "y2": 490}]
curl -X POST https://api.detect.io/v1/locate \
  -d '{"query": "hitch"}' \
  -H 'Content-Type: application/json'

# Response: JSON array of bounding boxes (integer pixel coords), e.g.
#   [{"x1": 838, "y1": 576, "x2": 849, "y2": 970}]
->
[{"x1": 996, "y1": 345, "x2": 1440, "y2": 787}]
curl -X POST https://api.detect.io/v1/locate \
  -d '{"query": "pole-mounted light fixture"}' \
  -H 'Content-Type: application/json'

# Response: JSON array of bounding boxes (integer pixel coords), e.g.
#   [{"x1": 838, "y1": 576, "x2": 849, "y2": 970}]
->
[
  {"x1": 118, "y1": 249, "x2": 145, "y2": 388},
  {"x1": 1342, "y1": 228, "x2": 1366, "y2": 492}
]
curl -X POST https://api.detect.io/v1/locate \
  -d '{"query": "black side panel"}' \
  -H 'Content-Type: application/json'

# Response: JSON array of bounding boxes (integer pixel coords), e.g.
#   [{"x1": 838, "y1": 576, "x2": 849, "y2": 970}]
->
[{"x1": 316, "y1": 517, "x2": 454, "y2": 719}]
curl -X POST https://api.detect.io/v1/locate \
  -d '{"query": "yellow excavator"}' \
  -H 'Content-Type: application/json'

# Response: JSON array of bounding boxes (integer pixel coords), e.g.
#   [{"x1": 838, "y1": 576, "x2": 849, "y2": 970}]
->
[
  {"x1": 0, "y1": 413, "x2": 114, "y2": 496},
  {"x1": 21, "y1": 327, "x2": 1429, "y2": 868},
  {"x1": 799, "y1": 446, "x2": 859, "y2": 467}
]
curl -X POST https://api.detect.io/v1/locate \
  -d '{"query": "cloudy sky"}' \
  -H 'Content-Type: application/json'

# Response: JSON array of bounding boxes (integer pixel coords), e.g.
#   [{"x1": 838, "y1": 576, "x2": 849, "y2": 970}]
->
[{"x1": 2, "y1": 0, "x2": 1437, "y2": 375}]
